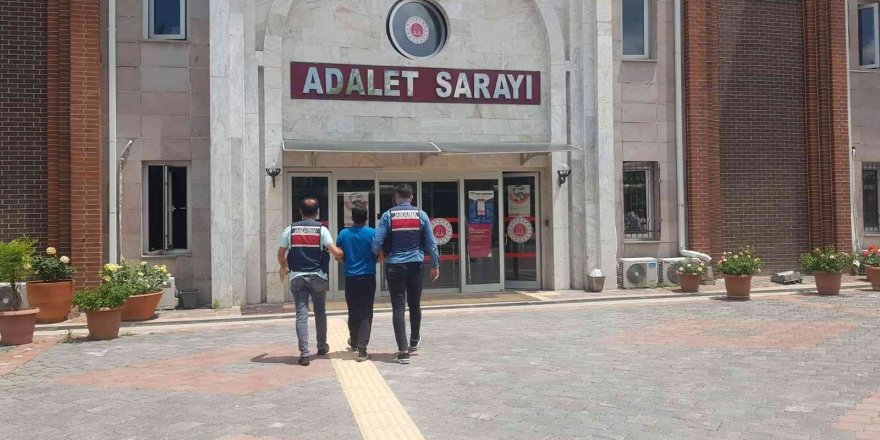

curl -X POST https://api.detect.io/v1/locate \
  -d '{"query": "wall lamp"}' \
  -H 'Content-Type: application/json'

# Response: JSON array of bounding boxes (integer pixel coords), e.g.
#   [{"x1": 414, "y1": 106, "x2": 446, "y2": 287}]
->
[
  {"x1": 265, "y1": 161, "x2": 281, "y2": 187},
  {"x1": 557, "y1": 164, "x2": 572, "y2": 186}
]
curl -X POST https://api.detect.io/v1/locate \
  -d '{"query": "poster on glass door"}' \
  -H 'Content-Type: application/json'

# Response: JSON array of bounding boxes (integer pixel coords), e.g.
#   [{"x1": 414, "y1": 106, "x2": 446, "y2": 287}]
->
[
  {"x1": 467, "y1": 191, "x2": 495, "y2": 258},
  {"x1": 343, "y1": 192, "x2": 370, "y2": 227},
  {"x1": 507, "y1": 185, "x2": 531, "y2": 217}
]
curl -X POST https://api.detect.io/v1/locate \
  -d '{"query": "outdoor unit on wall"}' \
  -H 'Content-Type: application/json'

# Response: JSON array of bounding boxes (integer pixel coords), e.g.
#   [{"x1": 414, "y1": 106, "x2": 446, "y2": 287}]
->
[
  {"x1": 617, "y1": 258, "x2": 659, "y2": 289},
  {"x1": 659, "y1": 257, "x2": 687, "y2": 286},
  {"x1": 157, "y1": 277, "x2": 177, "y2": 310}
]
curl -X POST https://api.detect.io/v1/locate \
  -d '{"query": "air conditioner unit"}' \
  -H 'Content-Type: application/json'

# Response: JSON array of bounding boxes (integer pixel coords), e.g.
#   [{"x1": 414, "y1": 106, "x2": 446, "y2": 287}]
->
[
  {"x1": 659, "y1": 257, "x2": 687, "y2": 285},
  {"x1": 617, "y1": 258, "x2": 659, "y2": 289}
]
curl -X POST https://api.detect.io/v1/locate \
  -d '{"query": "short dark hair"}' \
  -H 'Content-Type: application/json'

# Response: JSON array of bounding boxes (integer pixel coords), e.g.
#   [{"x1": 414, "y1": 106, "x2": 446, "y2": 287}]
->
[
  {"x1": 351, "y1": 206, "x2": 368, "y2": 225},
  {"x1": 300, "y1": 197, "x2": 319, "y2": 217},
  {"x1": 396, "y1": 183, "x2": 413, "y2": 199}
]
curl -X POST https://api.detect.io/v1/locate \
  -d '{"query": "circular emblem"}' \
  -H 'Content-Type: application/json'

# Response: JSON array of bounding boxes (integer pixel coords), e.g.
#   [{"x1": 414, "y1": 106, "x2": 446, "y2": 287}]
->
[
  {"x1": 404, "y1": 16, "x2": 430, "y2": 44},
  {"x1": 387, "y1": 0, "x2": 448, "y2": 59},
  {"x1": 431, "y1": 218, "x2": 453, "y2": 246},
  {"x1": 507, "y1": 217, "x2": 534, "y2": 244}
]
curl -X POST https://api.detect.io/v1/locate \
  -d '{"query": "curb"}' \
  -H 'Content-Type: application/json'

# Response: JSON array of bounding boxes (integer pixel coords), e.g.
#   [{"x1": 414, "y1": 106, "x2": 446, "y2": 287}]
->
[{"x1": 34, "y1": 282, "x2": 871, "y2": 333}]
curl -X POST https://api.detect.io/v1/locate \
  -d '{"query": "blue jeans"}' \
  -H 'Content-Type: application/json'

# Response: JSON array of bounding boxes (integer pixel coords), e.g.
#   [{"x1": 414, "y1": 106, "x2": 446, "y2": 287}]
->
[{"x1": 290, "y1": 275, "x2": 328, "y2": 357}]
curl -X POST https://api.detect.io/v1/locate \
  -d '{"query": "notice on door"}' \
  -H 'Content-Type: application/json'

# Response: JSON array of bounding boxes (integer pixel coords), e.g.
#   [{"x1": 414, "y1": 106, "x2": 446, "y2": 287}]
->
[
  {"x1": 467, "y1": 191, "x2": 495, "y2": 258},
  {"x1": 507, "y1": 185, "x2": 531, "y2": 217},
  {"x1": 342, "y1": 192, "x2": 369, "y2": 227}
]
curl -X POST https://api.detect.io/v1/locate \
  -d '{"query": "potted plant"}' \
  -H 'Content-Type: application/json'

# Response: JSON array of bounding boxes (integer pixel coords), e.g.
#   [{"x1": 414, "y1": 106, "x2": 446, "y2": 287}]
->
[
  {"x1": 0, "y1": 237, "x2": 39, "y2": 345},
  {"x1": 716, "y1": 247, "x2": 763, "y2": 300},
  {"x1": 102, "y1": 261, "x2": 170, "y2": 321},
  {"x1": 800, "y1": 247, "x2": 853, "y2": 296},
  {"x1": 861, "y1": 245, "x2": 880, "y2": 288},
  {"x1": 72, "y1": 284, "x2": 131, "y2": 340},
  {"x1": 675, "y1": 258, "x2": 707, "y2": 293},
  {"x1": 27, "y1": 246, "x2": 76, "y2": 323}
]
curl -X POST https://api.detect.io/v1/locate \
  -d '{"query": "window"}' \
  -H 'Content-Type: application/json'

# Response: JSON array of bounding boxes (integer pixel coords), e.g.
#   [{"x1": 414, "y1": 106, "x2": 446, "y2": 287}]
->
[
  {"x1": 146, "y1": 165, "x2": 188, "y2": 252},
  {"x1": 146, "y1": 0, "x2": 186, "y2": 40},
  {"x1": 864, "y1": 163, "x2": 880, "y2": 233},
  {"x1": 860, "y1": 4, "x2": 880, "y2": 68},
  {"x1": 622, "y1": 0, "x2": 650, "y2": 58},
  {"x1": 623, "y1": 162, "x2": 660, "y2": 240}
]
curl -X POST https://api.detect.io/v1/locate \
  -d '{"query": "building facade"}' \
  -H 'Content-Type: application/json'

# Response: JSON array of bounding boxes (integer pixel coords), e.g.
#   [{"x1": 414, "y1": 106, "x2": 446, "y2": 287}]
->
[{"x1": 0, "y1": 0, "x2": 872, "y2": 306}]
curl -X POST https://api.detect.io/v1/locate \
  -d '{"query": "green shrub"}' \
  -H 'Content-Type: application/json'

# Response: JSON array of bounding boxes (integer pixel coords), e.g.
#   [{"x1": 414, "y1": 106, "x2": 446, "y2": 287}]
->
[
  {"x1": 716, "y1": 246, "x2": 763, "y2": 276},
  {"x1": 100, "y1": 260, "x2": 170, "y2": 295},
  {"x1": 800, "y1": 247, "x2": 854, "y2": 274},
  {"x1": 0, "y1": 237, "x2": 36, "y2": 310},
  {"x1": 31, "y1": 246, "x2": 75, "y2": 282},
  {"x1": 675, "y1": 258, "x2": 708, "y2": 276},
  {"x1": 72, "y1": 284, "x2": 132, "y2": 312}
]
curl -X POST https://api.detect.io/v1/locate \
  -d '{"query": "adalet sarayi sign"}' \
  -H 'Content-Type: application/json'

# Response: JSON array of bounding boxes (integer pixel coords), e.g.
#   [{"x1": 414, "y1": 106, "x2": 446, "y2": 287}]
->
[{"x1": 290, "y1": 62, "x2": 541, "y2": 105}]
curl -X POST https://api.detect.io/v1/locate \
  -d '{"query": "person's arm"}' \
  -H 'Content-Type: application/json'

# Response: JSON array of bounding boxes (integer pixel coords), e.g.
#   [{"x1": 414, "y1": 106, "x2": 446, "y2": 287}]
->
[
  {"x1": 421, "y1": 212, "x2": 441, "y2": 281},
  {"x1": 277, "y1": 227, "x2": 290, "y2": 278},
  {"x1": 372, "y1": 212, "x2": 390, "y2": 256},
  {"x1": 322, "y1": 227, "x2": 344, "y2": 261}
]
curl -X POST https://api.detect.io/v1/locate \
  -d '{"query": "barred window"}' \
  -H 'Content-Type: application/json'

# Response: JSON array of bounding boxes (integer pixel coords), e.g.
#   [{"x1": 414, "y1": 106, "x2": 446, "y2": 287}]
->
[
  {"x1": 864, "y1": 163, "x2": 880, "y2": 233},
  {"x1": 623, "y1": 162, "x2": 660, "y2": 240}
]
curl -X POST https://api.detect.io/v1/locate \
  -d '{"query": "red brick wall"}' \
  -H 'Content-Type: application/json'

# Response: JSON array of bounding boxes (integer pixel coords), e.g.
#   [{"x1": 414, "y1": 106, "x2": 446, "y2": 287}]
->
[
  {"x1": 0, "y1": 0, "x2": 103, "y2": 287},
  {"x1": 0, "y1": 0, "x2": 48, "y2": 245},
  {"x1": 804, "y1": 0, "x2": 852, "y2": 253},
  {"x1": 67, "y1": 0, "x2": 103, "y2": 288},
  {"x1": 718, "y1": 0, "x2": 810, "y2": 269},
  {"x1": 684, "y1": 0, "x2": 852, "y2": 270}
]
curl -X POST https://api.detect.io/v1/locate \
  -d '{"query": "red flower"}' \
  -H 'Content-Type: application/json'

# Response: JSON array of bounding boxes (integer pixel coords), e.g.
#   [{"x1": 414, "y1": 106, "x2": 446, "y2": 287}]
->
[{"x1": 865, "y1": 251, "x2": 871, "y2": 257}]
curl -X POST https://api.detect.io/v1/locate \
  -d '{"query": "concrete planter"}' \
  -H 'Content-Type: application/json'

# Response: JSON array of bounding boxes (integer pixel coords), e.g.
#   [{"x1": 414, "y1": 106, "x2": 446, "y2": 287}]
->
[
  {"x1": 814, "y1": 272, "x2": 842, "y2": 296},
  {"x1": 26, "y1": 280, "x2": 74, "y2": 323},
  {"x1": 0, "y1": 308, "x2": 40, "y2": 345},
  {"x1": 678, "y1": 274, "x2": 701, "y2": 293},
  {"x1": 121, "y1": 291, "x2": 163, "y2": 322},
  {"x1": 723, "y1": 275, "x2": 752, "y2": 300},
  {"x1": 868, "y1": 266, "x2": 880, "y2": 291},
  {"x1": 85, "y1": 308, "x2": 122, "y2": 340}
]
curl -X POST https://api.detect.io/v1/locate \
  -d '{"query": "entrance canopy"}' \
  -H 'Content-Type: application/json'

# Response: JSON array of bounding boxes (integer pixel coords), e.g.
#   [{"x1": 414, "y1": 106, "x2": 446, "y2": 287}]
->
[{"x1": 281, "y1": 139, "x2": 580, "y2": 154}]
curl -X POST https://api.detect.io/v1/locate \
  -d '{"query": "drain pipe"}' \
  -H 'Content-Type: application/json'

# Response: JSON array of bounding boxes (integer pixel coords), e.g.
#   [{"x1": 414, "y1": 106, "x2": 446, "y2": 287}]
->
[
  {"x1": 844, "y1": 2, "x2": 859, "y2": 252},
  {"x1": 108, "y1": 0, "x2": 118, "y2": 263},
  {"x1": 674, "y1": 0, "x2": 710, "y2": 263}
]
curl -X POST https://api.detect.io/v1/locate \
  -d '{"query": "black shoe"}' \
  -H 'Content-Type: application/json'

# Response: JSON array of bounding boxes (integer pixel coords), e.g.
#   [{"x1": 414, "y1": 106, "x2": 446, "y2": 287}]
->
[
  {"x1": 394, "y1": 352, "x2": 410, "y2": 364},
  {"x1": 356, "y1": 349, "x2": 370, "y2": 362},
  {"x1": 347, "y1": 338, "x2": 355, "y2": 351},
  {"x1": 408, "y1": 336, "x2": 421, "y2": 353},
  {"x1": 298, "y1": 356, "x2": 310, "y2": 366},
  {"x1": 317, "y1": 344, "x2": 330, "y2": 356}
]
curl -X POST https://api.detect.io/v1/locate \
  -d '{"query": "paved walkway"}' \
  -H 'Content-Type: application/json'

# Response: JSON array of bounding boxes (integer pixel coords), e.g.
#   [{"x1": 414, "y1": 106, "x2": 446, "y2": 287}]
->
[{"x1": 5, "y1": 288, "x2": 880, "y2": 439}]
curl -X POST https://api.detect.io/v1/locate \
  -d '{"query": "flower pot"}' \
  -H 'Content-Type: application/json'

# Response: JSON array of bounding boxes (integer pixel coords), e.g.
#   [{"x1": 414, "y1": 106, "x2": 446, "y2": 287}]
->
[
  {"x1": 723, "y1": 275, "x2": 752, "y2": 300},
  {"x1": 26, "y1": 280, "x2": 74, "y2": 323},
  {"x1": 869, "y1": 266, "x2": 880, "y2": 291},
  {"x1": 679, "y1": 274, "x2": 701, "y2": 293},
  {"x1": 121, "y1": 291, "x2": 163, "y2": 321},
  {"x1": 0, "y1": 308, "x2": 40, "y2": 345},
  {"x1": 814, "y1": 272, "x2": 842, "y2": 296},
  {"x1": 85, "y1": 308, "x2": 122, "y2": 340}
]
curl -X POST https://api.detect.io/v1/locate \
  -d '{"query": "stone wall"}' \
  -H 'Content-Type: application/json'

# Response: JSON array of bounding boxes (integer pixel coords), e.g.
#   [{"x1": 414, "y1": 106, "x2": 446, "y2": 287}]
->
[
  {"x1": 280, "y1": 0, "x2": 551, "y2": 143},
  {"x1": 108, "y1": 0, "x2": 212, "y2": 302}
]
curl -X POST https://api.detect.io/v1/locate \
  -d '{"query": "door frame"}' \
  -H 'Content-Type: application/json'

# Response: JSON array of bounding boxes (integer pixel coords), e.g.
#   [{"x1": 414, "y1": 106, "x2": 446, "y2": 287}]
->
[{"x1": 503, "y1": 172, "x2": 542, "y2": 290}]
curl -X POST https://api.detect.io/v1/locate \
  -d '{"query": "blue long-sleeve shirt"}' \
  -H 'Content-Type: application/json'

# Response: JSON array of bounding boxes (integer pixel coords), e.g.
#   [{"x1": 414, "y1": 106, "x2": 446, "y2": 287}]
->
[{"x1": 372, "y1": 202, "x2": 441, "y2": 268}]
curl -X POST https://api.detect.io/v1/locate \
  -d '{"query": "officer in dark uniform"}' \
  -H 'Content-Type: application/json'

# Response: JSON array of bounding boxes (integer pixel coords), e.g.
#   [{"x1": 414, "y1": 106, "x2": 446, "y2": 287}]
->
[
  {"x1": 372, "y1": 184, "x2": 440, "y2": 364},
  {"x1": 277, "y1": 197, "x2": 343, "y2": 366}
]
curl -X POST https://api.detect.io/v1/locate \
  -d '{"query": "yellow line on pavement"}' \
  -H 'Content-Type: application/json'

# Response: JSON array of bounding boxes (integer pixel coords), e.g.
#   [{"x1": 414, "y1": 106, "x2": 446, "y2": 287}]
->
[{"x1": 326, "y1": 319, "x2": 425, "y2": 440}]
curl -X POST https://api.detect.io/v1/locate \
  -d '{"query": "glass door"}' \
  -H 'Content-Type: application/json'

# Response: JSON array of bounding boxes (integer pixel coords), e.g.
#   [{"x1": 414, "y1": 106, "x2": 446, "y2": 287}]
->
[
  {"x1": 463, "y1": 177, "x2": 503, "y2": 292},
  {"x1": 503, "y1": 174, "x2": 540, "y2": 290},
  {"x1": 287, "y1": 174, "x2": 330, "y2": 301},
  {"x1": 421, "y1": 181, "x2": 461, "y2": 290},
  {"x1": 335, "y1": 179, "x2": 376, "y2": 292}
]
